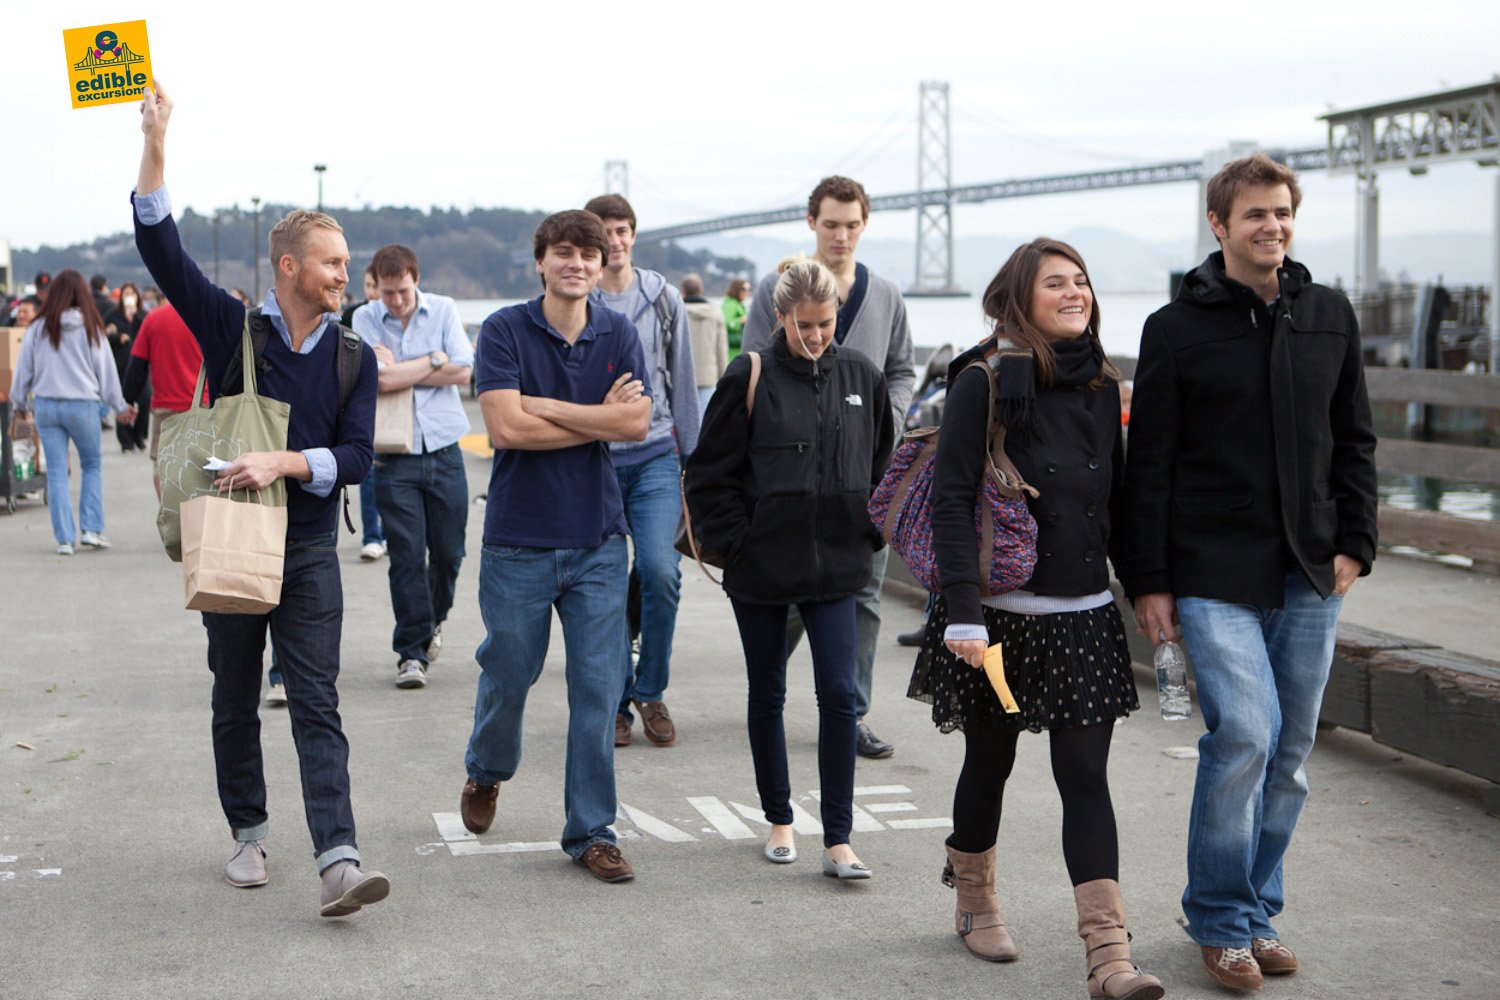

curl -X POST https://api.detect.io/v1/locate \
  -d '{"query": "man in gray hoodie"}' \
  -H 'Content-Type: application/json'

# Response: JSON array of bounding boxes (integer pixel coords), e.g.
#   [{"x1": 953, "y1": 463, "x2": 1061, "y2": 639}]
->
[
  {"x1": 742, "y1": 175, "x2": 916, "y2": 759},
  {"x1": 585, "y1": 194, "x2": 700, "y2": 751}
]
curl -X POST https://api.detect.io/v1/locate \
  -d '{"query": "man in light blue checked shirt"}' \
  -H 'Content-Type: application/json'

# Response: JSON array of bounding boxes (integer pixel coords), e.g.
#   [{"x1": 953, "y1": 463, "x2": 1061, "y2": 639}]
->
[{"x1": 352, "y1": 244, "x2": 474, "y2": 690}]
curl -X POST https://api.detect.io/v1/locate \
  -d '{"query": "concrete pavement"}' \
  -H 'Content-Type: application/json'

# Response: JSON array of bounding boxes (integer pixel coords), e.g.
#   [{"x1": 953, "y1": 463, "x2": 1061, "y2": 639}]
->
[{"x1": 1, "y1": 411, "x2": 1497, "y2": 1000}]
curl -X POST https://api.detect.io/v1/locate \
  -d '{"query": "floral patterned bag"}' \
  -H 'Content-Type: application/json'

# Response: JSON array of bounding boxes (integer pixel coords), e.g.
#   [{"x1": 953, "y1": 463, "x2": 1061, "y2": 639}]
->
[{"x1": 868, "y1": 359, "x2": 1038, "y2": 595}]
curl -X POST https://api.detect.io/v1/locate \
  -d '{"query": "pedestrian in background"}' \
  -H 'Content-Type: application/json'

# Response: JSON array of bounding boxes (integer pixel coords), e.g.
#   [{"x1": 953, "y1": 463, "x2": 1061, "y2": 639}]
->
[
  {"x1": 721, "y1": 276, "x2": 750, "y2": 354},
  {"x1": 681, "y1": 273, "x2": 728, "y2": 415},
  {"x1": 104, "y1": 281, "x2": 150, "y2": 452},
  {"x1": 7, "y1": 269, "x2": 134, "y2": 554}
]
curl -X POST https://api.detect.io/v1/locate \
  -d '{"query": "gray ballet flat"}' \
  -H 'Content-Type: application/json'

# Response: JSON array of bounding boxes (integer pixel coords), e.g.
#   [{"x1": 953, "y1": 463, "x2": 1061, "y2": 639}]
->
[
  {"x1": 821, "y1": 852, "x2": 872, "y2": 880},
  {"x1": 764, "y1": 840, "x2": 797, "y2": 864}
]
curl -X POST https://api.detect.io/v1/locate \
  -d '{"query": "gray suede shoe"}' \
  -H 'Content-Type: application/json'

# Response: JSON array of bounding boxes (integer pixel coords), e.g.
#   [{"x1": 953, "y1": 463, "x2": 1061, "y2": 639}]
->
[
  {"x1": 225, "y1": 839, "x2": 267, "y2": 888},
  {"x1": 319, "y1": 861, "x2": 390, "y2": 917}
]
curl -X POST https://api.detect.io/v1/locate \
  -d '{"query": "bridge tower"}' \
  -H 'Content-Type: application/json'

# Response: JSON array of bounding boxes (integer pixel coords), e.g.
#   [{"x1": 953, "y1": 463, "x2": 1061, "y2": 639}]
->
[
  {"x1": 604, "y1": 160, "x2": 629, "y2": 198},
  {"x1": 909, "y1": 81, "x2": 965, "y2": 297}
]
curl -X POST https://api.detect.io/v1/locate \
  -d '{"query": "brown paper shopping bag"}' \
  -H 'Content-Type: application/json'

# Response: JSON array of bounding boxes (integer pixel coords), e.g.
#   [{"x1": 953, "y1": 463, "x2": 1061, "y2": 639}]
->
[
  {"x1": 373, "y1": 387, "x2": 413, "y2": 454},
  {"x1": 181, "y1": 492, "x2": 287, "y2": 614}
]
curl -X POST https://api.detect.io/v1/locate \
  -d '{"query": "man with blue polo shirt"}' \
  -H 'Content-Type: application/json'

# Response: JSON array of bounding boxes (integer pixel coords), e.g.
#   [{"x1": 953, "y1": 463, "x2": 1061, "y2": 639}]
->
[
  {"x1": 352, "y1": 244, "x2": 473, "y2": 690},
  {"x1": 460, "y1": 210, "x2": 652, "y2": 883},
  {"x1": 133, "y1": 81, "x2": 390, "y2": 918}
]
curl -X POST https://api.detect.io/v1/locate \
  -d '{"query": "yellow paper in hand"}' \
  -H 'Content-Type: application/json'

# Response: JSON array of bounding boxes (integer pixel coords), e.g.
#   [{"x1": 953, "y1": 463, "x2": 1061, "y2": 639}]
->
[{"x1": 983, "y1": 643, "x2": 1020, "y2": 714}]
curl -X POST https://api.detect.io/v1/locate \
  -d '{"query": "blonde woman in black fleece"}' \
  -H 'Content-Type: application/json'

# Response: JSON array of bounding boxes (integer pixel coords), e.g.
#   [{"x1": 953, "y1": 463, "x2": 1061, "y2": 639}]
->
[
  {"x1": 908, "y1": 239, "x2": 1162, "y2": 999},
  {"x1": 685, "y1": 255, "x2": 893, "y2": 880}
]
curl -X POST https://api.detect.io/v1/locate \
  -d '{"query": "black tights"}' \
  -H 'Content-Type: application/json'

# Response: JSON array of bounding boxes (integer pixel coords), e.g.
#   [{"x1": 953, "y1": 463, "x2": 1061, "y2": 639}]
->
[{"x1": 950, "y1": 722, "x2": 1119, "y2": 886}]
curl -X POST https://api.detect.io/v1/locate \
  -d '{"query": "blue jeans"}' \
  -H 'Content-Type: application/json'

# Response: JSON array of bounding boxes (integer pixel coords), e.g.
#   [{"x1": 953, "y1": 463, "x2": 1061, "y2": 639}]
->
[
  {"x1": 615, "y1": 452, "x2": 681, "y2": 718},
  {"x1": 201, "y1": 533, "x2": 360, "y2": 872},
  {"x1": 731, "y1": 595, "x2": 858, "y2": 848},
  {"x1": 373, "y1": 445, "x2": 468, "y2": 664},
  {"x1": 787, "y1": 546, "x2": 888, "y2": 719},
  {"x1": 34, "y1": 397, "x2": 104, "y2": 545},
  {"x1": 1176, "y1": 569, "x2": 1344, "y2": 947},
  {"x1": 359, "y1": 468, "x2": 383, "y2": 545},
  {"x1": 466, "y1": 536, "x2": 629, "y2": 859}
]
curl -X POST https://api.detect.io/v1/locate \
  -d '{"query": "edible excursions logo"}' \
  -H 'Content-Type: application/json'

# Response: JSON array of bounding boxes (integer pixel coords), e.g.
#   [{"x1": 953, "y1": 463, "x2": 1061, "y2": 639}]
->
[{"x1": 63, "y1": 20, "x2": 153, "y2": 110}]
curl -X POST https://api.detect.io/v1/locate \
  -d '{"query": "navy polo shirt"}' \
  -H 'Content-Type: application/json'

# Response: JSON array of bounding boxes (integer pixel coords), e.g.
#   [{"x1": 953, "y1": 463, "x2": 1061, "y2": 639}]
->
[{"x1": 476, "y1": 296, "x2": 651, "y2": 549}]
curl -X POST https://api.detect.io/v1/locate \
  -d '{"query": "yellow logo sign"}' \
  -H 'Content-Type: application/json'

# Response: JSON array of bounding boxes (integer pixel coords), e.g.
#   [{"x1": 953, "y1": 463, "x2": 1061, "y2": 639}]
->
[{"x1": 62, "y1": 20, "x2": 153, "y2": 110}]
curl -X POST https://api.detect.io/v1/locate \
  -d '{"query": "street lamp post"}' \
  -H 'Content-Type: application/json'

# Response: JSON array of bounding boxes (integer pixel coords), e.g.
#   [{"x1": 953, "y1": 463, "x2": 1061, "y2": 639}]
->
[
  {"x1": 212, "y1": 211, "x2": 221, "y2": 284},
  {"x1": 251, "y1": 196, "x2": 261, "y2": 299},
  {"x1": 314, "y1": 164, "x2": 327, "y2": 212}
]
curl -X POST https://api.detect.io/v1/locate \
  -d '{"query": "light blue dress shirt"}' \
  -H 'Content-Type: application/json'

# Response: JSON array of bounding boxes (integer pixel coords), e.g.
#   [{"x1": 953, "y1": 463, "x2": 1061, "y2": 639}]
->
[{"x1": 351, "y1": 290, "x2": 473, "y2": 452}]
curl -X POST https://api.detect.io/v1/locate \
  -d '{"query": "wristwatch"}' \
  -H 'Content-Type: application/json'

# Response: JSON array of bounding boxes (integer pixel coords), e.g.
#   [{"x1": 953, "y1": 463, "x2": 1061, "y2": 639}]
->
[{"x1": 428, "y1": 351, "x2": 448, "y2": 369}]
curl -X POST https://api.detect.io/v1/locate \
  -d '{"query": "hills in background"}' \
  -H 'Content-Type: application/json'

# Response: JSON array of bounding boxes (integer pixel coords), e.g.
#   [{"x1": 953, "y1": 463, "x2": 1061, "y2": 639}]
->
[{"x1": 8, "y1": 204, "x2": 1491, "y2": 302}]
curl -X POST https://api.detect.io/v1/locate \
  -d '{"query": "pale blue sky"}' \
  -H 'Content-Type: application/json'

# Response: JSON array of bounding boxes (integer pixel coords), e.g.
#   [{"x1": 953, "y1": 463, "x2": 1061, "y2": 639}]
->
[{"x1": 7, "y1": 1, "x2": 1498, "y2": 263}]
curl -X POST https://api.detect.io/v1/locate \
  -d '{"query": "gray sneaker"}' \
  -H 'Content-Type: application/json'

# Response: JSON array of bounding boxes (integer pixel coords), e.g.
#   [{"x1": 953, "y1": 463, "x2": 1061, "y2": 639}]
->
[
  {"x1": 225, "y1": 839, "x2": 268, "y2": 888},
  {"x1": 426, "y1": 623, "x2": 443, "y2": 662},
  {"x1": 396, "y1": 659, "x2": 427, "y2": 689},
  {"x1": 319, "y1": 861, "x2": 390, "y2": 917},
  {"x1": 79, "y1": 531, "x2": 112, "y2": 549}
]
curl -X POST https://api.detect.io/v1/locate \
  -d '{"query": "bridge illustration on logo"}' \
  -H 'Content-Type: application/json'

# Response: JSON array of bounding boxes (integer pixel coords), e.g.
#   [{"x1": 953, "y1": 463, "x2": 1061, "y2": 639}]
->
[{"x1": 73, "y1": 30, "x2": 145, "y2": 76}]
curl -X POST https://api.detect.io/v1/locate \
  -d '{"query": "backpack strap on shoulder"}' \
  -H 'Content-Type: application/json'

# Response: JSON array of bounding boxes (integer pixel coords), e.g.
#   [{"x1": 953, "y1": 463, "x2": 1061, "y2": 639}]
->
[
  {"x1": 221, "y1": 306, "x2": 274, "y2": 396},
  {"x1": 335, "y1": 323, "x2": 362, "y2": 411}
]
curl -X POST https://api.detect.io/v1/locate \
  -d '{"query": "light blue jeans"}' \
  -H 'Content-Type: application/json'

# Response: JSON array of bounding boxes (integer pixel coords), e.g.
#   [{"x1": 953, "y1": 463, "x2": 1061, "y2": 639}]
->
[
  {"x1": 34, "y1": 397, "x2": 104, "y2": 546},
  {"x1": 1177, "y1": 570, "x2": 1343, "y2": 947},
  {"x1": 465, "y1": 535, "x2": 629, "y2": 859},
  {"x1": 615, "y1": 451, "x2": 682, "y2": 719}
]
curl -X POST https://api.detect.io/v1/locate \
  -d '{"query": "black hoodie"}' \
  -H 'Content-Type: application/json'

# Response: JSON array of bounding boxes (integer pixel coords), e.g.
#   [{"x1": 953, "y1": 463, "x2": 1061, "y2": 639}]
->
[{"x1": 1118, "y1": 253, "x2": 1377, "y2": 607}]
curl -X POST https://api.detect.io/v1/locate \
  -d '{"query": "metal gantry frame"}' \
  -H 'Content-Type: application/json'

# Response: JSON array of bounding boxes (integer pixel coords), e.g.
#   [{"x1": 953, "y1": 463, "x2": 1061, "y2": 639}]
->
[
  {"x1": 604, "y1": 160, "x2": 629, "y2": 199},
  {"x1": 912, "y1": 82, "x2": 959, "y2": 294},
  {"x1": 1321, "y1": 80, "x2": 1500, "y2": 373}
]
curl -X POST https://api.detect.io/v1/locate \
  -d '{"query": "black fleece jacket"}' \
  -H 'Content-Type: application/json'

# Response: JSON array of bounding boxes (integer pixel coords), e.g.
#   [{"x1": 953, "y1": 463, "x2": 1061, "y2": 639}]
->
[
  {"x1": 1118, "y1": 253, "x2": 1377, "y2": 607},
  {"x1": 684, "y1": 335, "x2": 894, "y2": 606}
]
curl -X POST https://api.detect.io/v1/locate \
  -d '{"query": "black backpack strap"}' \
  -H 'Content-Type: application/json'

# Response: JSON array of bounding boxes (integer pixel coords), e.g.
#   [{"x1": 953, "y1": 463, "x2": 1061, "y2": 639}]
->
[
  {"x1": 220, "y1": 307, "x2": 273, "y2": 396},
  {"x1": 651, "y1": 285, "x2": 676, "y2": 400},
  {"x1": 335, "y1": 323, "x2": 362, "y2": 411}
]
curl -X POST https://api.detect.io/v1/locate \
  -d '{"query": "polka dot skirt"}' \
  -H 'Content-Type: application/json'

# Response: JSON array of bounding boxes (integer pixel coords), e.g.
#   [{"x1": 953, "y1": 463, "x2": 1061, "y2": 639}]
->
[{"x1": 906, "y1": 596, "x2": 1139, "y2": 734}]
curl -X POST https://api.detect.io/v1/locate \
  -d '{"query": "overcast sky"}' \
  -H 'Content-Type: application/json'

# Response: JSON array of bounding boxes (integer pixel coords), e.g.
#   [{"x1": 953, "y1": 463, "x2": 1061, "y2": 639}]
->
[{"x1": 7, "y1": 1, "x2": 1499, "y2": 269}]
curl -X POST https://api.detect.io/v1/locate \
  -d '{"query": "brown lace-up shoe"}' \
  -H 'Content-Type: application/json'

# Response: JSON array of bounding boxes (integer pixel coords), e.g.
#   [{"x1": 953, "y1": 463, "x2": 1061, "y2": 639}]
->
[
  {"x1": 460, "y1": 779, "x2": 498, "y2": 834},
  {"x1": 576, "y1": 842, "x2": 634, "y2": 883},
  {"x1": 633, "y1": 698, "x2": 677, "y2": 746},
  {"x1": 615, "y1": 713, "x2": 632, "y2": 747},
  {"x1": 1251, "y1": 938, "x2": 1299, "y2": 975},
  {"x1": 1201, "y1": 946, "x2": 1262, "y2": 991}
]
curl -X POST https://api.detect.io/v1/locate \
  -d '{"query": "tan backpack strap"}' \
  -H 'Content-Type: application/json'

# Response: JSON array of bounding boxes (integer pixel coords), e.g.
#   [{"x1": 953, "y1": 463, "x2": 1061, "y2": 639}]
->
[
  {"x1": 745, "y1": 350, "x2": 761, "y2": 416},
  {"x1": 678, "y1": 470, "x2": 722, "y2": 585}
]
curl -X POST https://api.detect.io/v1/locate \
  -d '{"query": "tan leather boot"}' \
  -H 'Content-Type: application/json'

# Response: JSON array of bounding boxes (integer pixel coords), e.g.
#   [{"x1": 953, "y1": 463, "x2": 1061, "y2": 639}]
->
[
  {"x1": 1073, "y1": 879, "x2": 1165, "y2": 1000},
  {"x1": 943, "y1": 842, "x2": 1019, "y2": 962}
]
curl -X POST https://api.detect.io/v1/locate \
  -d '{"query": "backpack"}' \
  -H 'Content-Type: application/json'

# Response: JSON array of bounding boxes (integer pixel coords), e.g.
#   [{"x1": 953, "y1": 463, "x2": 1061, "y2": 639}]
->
[
  {"x1": 221, "y1": 307, "x2": 363, "y2": 409},
  {"x1": 867, "y1": 358, "x2": 1039, "y2": 596},
  {"x1": 648, "y1": 275, "x2": 678, "y2": 400}
]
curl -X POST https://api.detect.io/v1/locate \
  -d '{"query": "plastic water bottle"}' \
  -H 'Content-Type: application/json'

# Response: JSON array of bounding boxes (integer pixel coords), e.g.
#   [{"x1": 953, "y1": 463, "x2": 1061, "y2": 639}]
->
[{"x1": 1154, "y1": 640, "x2": 1192, "y2": 721}]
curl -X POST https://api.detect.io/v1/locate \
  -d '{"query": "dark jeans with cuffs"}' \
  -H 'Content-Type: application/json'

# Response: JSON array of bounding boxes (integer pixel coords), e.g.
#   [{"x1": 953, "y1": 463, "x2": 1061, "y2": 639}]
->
[
  {"x1": 203, "y1": 532, "x2": 359, "y2": 873},
  {"x1": 730, "y1": 595, "x2": 858, "y2": 849}
]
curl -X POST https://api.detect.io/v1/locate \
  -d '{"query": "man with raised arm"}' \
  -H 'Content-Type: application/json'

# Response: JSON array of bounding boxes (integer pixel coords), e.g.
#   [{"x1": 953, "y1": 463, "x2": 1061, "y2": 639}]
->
[
  {"x1": 1120, "y1": 152, "x2": 1377, "y2": 992},
  {"x1": 742, "y1": 175, "x2": 916, "y2": 759},
  {"x1": 133, "y1": 82, "x2": 389, "y2": 918},
  {"x1": 460, "y1": 210, "x2": 652, "y2": 883}
]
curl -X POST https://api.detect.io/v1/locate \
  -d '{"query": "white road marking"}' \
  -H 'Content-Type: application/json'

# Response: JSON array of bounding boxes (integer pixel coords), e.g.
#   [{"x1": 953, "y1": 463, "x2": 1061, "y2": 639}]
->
[
  {"x1": 730, "y1": 799, "x2": 825, "y2": 835},
  {"x1": 808, "y1": 790, "x2": 885, "y2": 832},
  {"x1": 0, "y1": 855, "x2": 18, "y2": 863},
  {"x1": 432, "y1": 813, "x2": 477, "y2": 843},
  {"x1": 34, "y1": 869, "x2": 61, "y2": 878},
  {"x1": 865, "y1": 802, "x2": 918, "y2": 814},
  {"x1": 448, "y1": 840, "x2": 561, "y2": 856},
  {"x1": 687, "y1": 796, "x2": 755, "y2": 840},
  {"x1": 0, "y1": 872, "x2": 13, "y2": 882},
  {"x1": 618, "y1": 803, "x2": 698, "y2": 843},
  {"x1": 886, "y1": 818, "x2": 953, "y2": 830},
  {"x1": 853, "y1": 785, "x2": 912, "y2": 796}
]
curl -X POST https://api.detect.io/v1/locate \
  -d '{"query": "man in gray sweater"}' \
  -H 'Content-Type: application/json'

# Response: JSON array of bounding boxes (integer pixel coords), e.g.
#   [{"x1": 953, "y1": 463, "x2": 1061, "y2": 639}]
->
[{"x1": 742, "y1": 175, "x2": 916, "y2": 758}]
